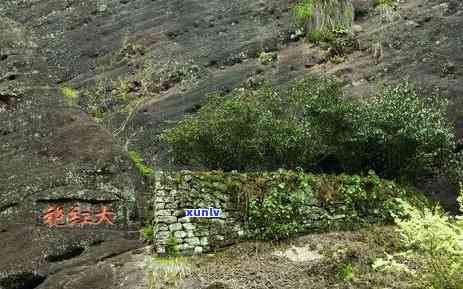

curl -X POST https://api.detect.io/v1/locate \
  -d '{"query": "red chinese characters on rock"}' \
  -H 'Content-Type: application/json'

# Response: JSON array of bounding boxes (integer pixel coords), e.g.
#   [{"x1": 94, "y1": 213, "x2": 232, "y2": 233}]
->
[
  {"x1": 42, "y1": 203, "x2": 116, "y2": 227},
  {"x1": 67, "y1": 203, "x2": 81, "y2": 225},
  {"x1": 42, "y1": 205, "x2": 65, "y2": 227},
  {"x1": 95, "y1": 206, "x2": 115, "y2": 225}
]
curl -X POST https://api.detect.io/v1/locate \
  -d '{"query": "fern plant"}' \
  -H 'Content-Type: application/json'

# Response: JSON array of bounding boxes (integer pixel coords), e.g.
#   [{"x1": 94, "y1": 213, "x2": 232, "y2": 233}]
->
[{"x1": 373, "y1": 188, "x2": 463, "y2": 289}]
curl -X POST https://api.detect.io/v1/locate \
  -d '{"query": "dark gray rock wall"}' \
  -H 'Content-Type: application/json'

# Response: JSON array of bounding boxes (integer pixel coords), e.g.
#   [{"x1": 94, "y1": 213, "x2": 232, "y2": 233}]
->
[{"x1": 0, "y1": 16, "x2": 143, "y2": 289}]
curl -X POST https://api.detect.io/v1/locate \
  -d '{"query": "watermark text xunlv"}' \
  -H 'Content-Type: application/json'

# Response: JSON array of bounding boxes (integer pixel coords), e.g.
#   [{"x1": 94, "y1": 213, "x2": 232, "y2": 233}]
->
[{"x1": 185, "y1": 207, "x2": 221, "y2": 217}]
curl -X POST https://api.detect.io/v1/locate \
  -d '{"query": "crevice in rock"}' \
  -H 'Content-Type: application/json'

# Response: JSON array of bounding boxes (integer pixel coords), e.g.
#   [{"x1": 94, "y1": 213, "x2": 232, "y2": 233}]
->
[
  {"x1": 7, "y1": 74, "x2": 17, "y2": 81},
  {"x1": 46, "y1": 246, "x2": 85, "y2": 262},
  {"x1": 0, "y1": 128, "x2": 14, "y2": 136},
  {"x1": 89, "y1": 239, "x2": 104, "y2": 246},
  {"x1": 99, "y1": 247, "x2": 138, "y2": 262},
  {"x1": 0, "y1": 272, "x2": 46, "y2": 289},
  {"x1": 0, "y1": 92, "x2": 19, "y2": 108},
  {"x1": 0, "y1": 73, "x2": 19, "y2": 82},
  {"x1": 0, "y1": 203, "x2": 18, "y2": 214},
  {"x1": 36, "y1": 199, "x2": 116, "y2": 205}
]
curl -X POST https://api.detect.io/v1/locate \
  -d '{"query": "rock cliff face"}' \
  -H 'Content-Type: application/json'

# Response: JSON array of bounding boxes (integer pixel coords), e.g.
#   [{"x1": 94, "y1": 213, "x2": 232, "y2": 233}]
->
[
  {"x1": 0, "y1": 0, "x2": 462, "y2": 288},
  {"x1": 3, "y1": 0, "x2": 461, "y2": 168},
  {"x1": 0, "y1": 0, "x2": 303, "y2": 164},
  {"x1": 0, "y1": 16, "x2": 143, "y2": 289}
]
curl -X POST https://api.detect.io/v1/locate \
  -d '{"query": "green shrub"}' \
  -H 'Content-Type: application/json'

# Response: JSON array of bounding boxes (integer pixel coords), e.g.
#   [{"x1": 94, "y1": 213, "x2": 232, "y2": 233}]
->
[
  {"x1": 328, "y1": 25, "x2": 357, "y2": 56},
  {"x1": 307, "y1": 24, "x2": 357, "y2": 60},
  {"x1": 161, "y1": 76, "x2": 345, "y2": 171},
  {"x1": 258, "y1": 51, "x2": 277, "y2": 65},
  {"x1": 374, "y1": 0, "x2": 400, "y2": 22},
  {"x1": 161, "y1": 77, "x2": 455, "y2": 182},
  {"x1": 166, "y1": 232, "x2": 179, "y2": 257},
  {"x1": 128, "y1": 150, "x2": 155, "y2": 177},
  {"x1": 293, "y1": 0, "x2": 314, "y2": 28},
  {"x1": 247, "y1": 171, "x2": 313, "y2": 240},
  {"x1": 374, "y1": 0, "x2": 400, "y2": 9},
  {"x1": 143, "y1": 225, "x2": 155, "y2": 243},
  {"x1": 61, "y1": 86, "x2": 79, "y2": 105},
  {"x1": 337, "y1": 262, "x2": 354, "y2": 281},
  {"x1": 294, "y1": 0, "x2": 356, "y2": 57},
  {"x1": 343, "y1": 82, "x2": 453, "y2": 179},
  {"x1": 246, "y1": 170, "x2": 416, "y2": 240},
  {"x1": 373, "y1": 191, "x2": 463, "y2": 289}
]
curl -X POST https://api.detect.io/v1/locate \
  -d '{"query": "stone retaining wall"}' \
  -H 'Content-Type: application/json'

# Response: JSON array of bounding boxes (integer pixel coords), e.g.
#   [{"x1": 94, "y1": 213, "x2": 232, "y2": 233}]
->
[
  {"x1": 150, "y1": 172, "x2": 246, "y2": 255},
  {"x1": 148, "y1": 170, "x2": 418, "y2": 255}
]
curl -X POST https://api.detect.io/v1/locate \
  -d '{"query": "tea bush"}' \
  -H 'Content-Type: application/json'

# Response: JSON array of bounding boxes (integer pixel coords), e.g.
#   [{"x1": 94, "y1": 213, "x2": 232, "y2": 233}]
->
[
  {"x1": 161, "y1": 76, "x2": 455, "y2": 182},
  {"x1": 344, "y1": 81, "x2": 453, "y2": 179},
  {"x1": 161, "y1": 76, "x2": 344, "y2": 171}
]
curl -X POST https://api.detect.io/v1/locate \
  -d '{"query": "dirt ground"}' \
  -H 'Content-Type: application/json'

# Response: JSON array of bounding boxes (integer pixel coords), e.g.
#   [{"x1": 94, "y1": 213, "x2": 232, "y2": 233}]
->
[{"x1": 144, "y1": 226, "x2": 416, "y2": 289}]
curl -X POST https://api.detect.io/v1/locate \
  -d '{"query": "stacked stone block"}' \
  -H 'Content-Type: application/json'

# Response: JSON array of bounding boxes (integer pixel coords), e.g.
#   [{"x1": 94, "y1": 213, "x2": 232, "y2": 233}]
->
[{"x1": 152, "y1": 173, "x2": 244, "y2": 255}]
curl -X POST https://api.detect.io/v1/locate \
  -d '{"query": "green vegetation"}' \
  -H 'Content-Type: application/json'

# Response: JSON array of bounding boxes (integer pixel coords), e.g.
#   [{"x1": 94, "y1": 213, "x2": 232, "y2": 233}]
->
[
  {"x1": 78, "y1": 40, "x2": 202, "y2": 123},
  {"x1": 161, "y1": 76, "x2": 455, "y2": 182},
  {"x1": 374, "y1": 0, "x2": 400, "y2": 10},
  {"x1": 293, "y1": 0, "x2": 354, "y2": 40},
  {"x1": 166, "y1": 232, "x2": 179, "y2": 257},
  {"x1": 373, "y1": 186, "x2": 463, "y2": 289},
  {"x1": 293, "y1": 0, "x2": 357, "y2": 61},
  {"x1": 293, "y1": 0, "x2": 354, "y2": 31},
  {"x1": 154, "y1": 170, "x2": 425, "y2": 241},
  {"x1": 146, "y1": 256, "x2": 189, "y2": 289},
  {"x1": 258, "y1": 51, "x2": 277, "y2": 65},
  {"x1": 60, "y1": 86, "x2": 78, "y2": 105},
  {"x1": 293, "y1": 0, "x2": 314, "y2": 28},
  {"x1": 318, "y1": 25, "x2": 358, "y2": 61},
  {"x1": 246, "y1": 169, "x2": 423, "y2": 240},
  {"x1": 143, "y1": 224, "x2": 155, "y2": 243},
  {"x1": 79, "y1": 76, "x2": 147, "y2": 121},
  {"x1": 337, "y1": 262, "x2": 354, "y2": 281},
  {"x1": 128, "y1": 150, "x2": 154, "y2": 177},
  {"x1": 374, "y1": 0, "x2": 400, "y2": 22}
]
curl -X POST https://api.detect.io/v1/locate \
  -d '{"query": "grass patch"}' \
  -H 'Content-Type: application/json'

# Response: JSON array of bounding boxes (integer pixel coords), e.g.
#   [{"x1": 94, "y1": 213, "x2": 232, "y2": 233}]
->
[
  {"x1": 293, "y1": 0, "x2": 354, "y2": 39},
  {"x1": 60, "y1": 86, "x2": 78, "y2": 105},
  {"x1": 337, "y1": 262, "x2": 354, "y2": 281},
  {"x1": 146, "y1": 256, "x2": 190, "y2": 289}
]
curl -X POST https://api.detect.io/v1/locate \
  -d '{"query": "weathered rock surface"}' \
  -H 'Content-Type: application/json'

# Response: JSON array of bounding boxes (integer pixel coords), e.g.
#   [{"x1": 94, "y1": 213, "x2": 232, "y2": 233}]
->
[
  {"x1": 0, "y1": 0, "x2": 461, "y2": 155},
  {"x1": 0, "y1": 0, "x2": 462, "y2": 287},
  {"x1": 0, "y1": 16, "x2": 143, "y2": 289},
  {"x1": 1, "y1": 0, "x2": 459, "y2": 175},
  {"x1": 0, "y1": 0, "x2": 304, "y2": 166}
]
